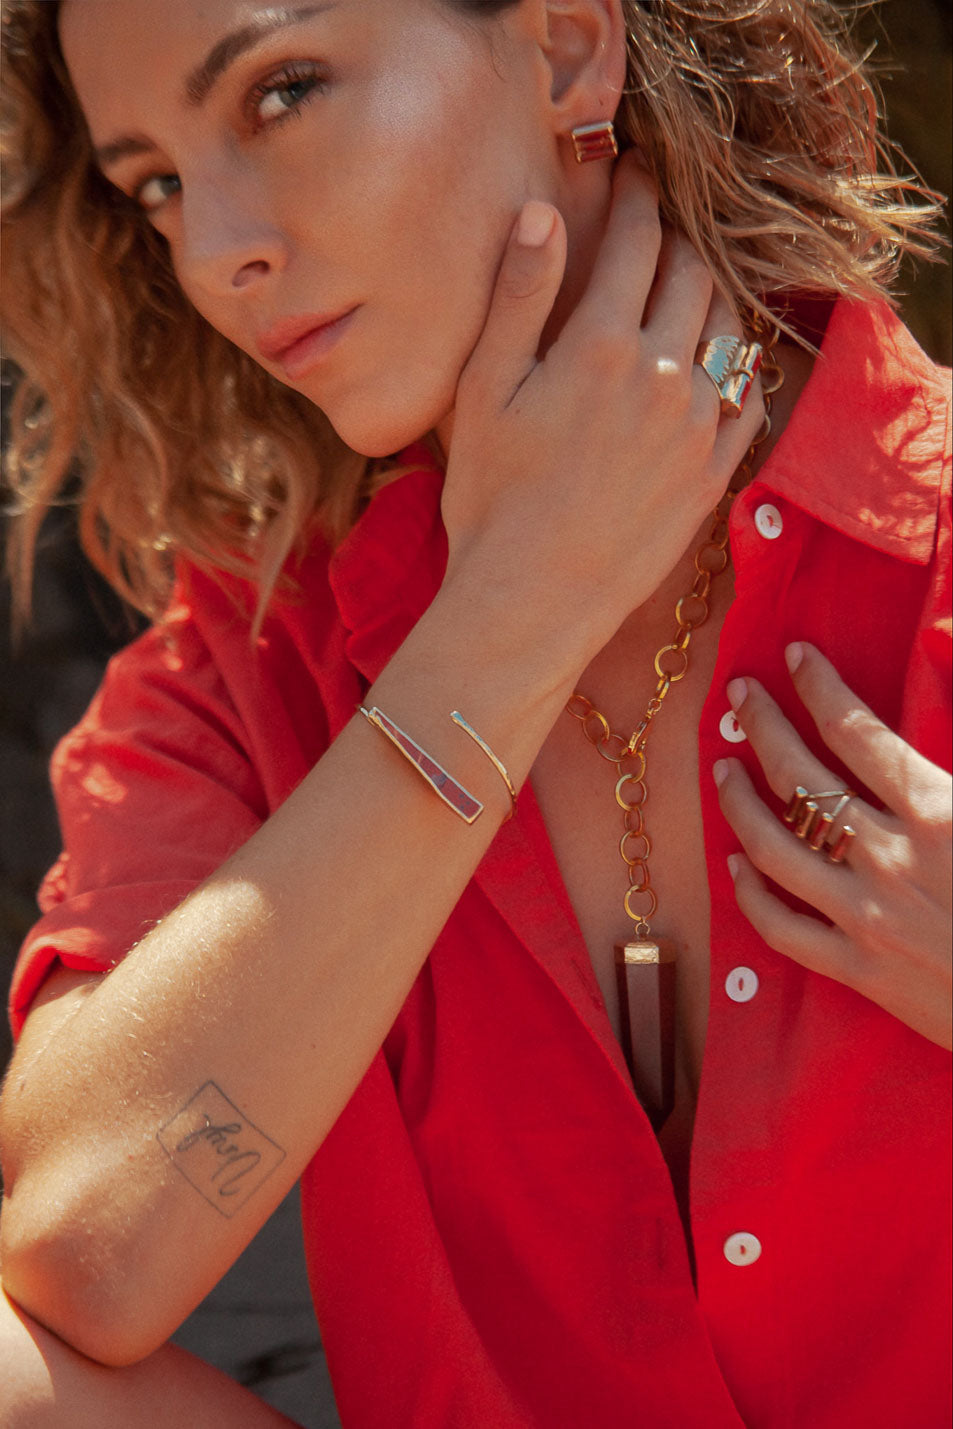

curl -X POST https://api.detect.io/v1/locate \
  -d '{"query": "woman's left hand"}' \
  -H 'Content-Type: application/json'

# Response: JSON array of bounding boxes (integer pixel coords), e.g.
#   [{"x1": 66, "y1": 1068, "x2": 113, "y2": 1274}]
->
[{"x1": 713, "y1": 641, "x2": 952, "y2": 1050}]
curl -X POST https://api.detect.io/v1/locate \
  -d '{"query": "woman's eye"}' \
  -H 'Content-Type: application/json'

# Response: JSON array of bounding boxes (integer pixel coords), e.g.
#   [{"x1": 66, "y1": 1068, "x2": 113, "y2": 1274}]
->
[
  {"x1": 135, "y1": 173, "x2": 182, "y2": 213},
  {"x1": 249, "y1": 65, "x2": 326, "y2": 127}
]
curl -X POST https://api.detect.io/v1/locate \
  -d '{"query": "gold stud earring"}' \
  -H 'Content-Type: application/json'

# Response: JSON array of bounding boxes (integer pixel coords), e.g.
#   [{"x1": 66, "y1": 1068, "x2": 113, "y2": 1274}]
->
[{"x1": 570, "y1": 121, "x2": 618, "y2": 164}]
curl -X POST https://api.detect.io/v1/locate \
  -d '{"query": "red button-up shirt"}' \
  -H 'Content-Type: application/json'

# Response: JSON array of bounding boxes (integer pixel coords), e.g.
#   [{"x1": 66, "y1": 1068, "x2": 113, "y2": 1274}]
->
[{"x1": 11, "y1": 300, "x2": 952, "y2": 1427}]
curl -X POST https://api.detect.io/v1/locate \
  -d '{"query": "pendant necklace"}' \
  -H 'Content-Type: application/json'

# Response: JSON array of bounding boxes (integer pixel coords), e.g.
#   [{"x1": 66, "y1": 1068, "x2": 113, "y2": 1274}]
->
[{"x1": 566, "y1": 321, "x2": 784, "y2": 1128}]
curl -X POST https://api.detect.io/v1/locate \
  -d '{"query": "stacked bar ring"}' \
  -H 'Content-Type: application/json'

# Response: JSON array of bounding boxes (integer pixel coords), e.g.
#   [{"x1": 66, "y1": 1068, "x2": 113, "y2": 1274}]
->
[
  {"x1": 783, "y1": 786, "x2": 857, "y2": 863},
  {"x1": 695, "y1": 335, "x2": 764, "y2": 418}
]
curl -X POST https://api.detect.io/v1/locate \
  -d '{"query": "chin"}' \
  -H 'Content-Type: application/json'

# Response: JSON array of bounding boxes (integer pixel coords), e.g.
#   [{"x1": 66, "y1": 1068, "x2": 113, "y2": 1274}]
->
[
  {"x1": 322, "y1": 387, "x2": 455, "y2": 462},
  {"x1": 338, "y1": 428, "x2": 425, "y2": 460}
]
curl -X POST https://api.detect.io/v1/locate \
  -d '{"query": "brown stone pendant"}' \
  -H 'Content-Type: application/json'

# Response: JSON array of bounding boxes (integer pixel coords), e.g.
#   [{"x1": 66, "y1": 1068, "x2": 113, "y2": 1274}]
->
[{"x1": 615, "y1": 939, "x2": 676, "y2": 1130}]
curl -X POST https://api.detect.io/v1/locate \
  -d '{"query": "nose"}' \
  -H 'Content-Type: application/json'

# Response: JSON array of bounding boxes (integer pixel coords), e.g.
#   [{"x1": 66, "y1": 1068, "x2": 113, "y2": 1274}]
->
[{"x1": 177, "y1": 168, "x2": 289, "y2": 298}]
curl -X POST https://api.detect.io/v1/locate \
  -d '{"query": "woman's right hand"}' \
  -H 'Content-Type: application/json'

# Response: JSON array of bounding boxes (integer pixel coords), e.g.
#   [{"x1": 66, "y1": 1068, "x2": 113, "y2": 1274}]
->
[{"x1": 442, "y1": 150, "x2": 766, "y2": 661}]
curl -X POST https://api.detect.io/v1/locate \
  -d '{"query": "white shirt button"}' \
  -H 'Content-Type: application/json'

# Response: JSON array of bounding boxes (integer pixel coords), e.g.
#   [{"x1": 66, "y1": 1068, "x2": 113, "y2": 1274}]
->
[
  {"x1": 719, "y1": 709, "x2": 747, "y2": 743},
  {"x1": 724, "y1": 1232, "x2": 762, "y2": 1267},
  {"x1": 725, "y1": 967, "x2": 759, "y2": 1003},
  {"x1": 754, "y1": 503, "x2": 783, "y2": 540}
]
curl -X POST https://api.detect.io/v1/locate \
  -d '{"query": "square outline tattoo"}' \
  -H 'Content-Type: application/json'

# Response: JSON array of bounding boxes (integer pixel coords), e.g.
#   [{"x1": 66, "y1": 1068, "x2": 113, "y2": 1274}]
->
[{"x1": 157, "y1": 1082, "x2": 286, "y2": 1217}]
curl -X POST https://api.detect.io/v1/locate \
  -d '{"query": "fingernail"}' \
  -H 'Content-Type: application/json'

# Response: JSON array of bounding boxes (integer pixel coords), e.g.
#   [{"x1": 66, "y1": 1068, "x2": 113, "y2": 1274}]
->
[
  {"x1": 727, "y1": 853, "x2": 742, "y2": 881},
  {"x1": 516, "y1": 201, "x2": 555, "y2": 248},
  {"x1": 726, "y1": 677, "x2": 748, "y2": 711},
  {"x1": 785, "y1": 642, "x2": 804, "y2": 674},
  {"x1": 713, "y1": 759, "x2": 730, "y2": 787}
]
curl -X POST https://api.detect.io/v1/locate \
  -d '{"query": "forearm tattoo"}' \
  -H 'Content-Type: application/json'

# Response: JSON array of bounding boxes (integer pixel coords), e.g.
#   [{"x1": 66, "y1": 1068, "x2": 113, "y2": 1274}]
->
[{"x1": 157, "y1": 1082, "x2": 286, "y2": 1216}]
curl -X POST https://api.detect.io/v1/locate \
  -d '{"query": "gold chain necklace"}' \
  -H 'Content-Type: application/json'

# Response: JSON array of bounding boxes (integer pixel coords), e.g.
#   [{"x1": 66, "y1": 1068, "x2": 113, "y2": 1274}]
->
[{"x1": 566, "y1": 321, "x2": 784, "y2": 1125}]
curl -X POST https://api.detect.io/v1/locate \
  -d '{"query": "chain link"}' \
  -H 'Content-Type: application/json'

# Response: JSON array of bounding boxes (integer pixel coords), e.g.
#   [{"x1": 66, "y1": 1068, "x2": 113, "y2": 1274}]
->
[{"x1": 565, "y1": 323, "x2": 783, "y2": 939}]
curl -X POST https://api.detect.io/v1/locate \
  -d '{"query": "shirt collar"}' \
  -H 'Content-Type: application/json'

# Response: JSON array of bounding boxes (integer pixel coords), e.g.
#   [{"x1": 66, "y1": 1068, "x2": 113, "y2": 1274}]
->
[
  {"x1": 327, "y1": 443, "x2": 445, "y2": 682},
  {"x1": 756, "y1": 299, "x2": 949, "y2": 564}
]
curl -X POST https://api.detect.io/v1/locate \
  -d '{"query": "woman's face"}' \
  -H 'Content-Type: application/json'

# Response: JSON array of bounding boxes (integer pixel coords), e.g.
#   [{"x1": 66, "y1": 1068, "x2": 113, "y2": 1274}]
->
[{"x1": 60, "y1": 0, "x2": 608, "y2": 457}]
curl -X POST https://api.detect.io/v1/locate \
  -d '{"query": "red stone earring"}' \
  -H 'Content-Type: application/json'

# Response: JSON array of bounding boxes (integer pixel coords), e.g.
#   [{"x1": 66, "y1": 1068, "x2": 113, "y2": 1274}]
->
[{"x1": 570, "y1": 121, "x2": 618, "y2": 164}]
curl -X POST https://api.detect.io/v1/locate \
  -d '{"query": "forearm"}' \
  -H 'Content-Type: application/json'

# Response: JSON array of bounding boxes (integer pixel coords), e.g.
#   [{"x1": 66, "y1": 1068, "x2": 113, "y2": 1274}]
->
[
  {"x1": 0, "y1": 1290, "x2": 305, "y2": 1428},
  {"x1": 0, "y1": 565, "x2": 591, "y2": 1364}
]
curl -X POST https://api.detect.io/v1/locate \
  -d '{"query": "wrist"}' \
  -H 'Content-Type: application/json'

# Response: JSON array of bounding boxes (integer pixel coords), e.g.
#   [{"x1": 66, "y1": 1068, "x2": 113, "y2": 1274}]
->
[
  {"x1": 438, "y1": 538, "x2": 609, "y2": 698},
  {"x1": 364, "y1": 564, "x2": 590, "y2": 814}
]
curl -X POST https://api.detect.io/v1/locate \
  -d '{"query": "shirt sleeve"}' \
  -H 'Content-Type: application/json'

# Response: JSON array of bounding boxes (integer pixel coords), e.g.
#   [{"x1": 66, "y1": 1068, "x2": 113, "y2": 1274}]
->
[{"x1": 8, "y1": 600, "x2": 270, "y2": 1037}]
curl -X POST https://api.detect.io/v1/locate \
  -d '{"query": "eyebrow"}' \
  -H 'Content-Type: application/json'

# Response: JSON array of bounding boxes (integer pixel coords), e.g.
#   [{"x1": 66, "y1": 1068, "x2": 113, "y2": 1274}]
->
[
  {"x1": 184, "y1": 5, "x2": 332, "y2": 108},
  {"x1": 95, "y1": 134, "x2": 157, "y2": 171},
  {"x1": 93, "y1": 5, "x2": 332, "y2": 172}
]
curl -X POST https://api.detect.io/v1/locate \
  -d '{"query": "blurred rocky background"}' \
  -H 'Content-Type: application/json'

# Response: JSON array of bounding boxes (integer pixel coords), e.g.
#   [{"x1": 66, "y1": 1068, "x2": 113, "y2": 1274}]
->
[{"x1": 1, "y1": 3, "x2": 949, "y2": 1424}]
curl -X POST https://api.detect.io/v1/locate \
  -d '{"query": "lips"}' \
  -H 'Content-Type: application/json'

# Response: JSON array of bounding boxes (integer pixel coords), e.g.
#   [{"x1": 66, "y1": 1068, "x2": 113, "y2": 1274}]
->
[{"x1": 255, "y1": 308, "x2": 358, "y2": 378}]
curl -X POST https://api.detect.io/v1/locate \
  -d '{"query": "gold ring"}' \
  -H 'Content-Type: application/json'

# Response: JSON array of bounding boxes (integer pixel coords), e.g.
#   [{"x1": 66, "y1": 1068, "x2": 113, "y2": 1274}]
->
[
  {"x1": 694, "y1": 335, "x2": 764, "y2": 419},
  {"x1": 783, "y1": 785, "x2": 857, "y2": 863}
]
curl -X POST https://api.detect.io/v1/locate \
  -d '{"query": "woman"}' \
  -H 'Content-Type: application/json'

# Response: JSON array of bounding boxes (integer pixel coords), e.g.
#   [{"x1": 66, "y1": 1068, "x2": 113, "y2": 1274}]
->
[{"x1": 0, "y1": 0, "x2": 949, "y2": 1424}]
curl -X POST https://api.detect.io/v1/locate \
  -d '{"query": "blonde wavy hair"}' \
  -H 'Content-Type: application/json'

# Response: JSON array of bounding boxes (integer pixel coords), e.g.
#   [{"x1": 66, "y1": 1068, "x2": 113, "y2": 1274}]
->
[{"x1": 1, "y1": 0, "x2": 943, "y2": 628}]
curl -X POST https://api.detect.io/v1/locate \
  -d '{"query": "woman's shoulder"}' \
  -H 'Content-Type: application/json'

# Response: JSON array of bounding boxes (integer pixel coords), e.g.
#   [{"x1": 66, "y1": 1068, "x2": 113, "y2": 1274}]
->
[{"x1": 72, "y1": 445, "x2": 449, "y2": 786}]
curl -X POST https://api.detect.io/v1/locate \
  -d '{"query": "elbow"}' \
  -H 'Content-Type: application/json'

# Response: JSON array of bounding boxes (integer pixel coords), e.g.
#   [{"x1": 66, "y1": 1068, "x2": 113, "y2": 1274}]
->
[{"x1": 0, "y1": 1186, "x2": 170, "y2": 1368}]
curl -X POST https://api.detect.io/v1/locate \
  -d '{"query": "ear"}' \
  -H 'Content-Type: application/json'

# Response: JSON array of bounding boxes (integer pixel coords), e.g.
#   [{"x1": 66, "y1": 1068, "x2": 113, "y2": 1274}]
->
[{"x1": 540, "y1": 0, "x2": 627, "y2": 133}]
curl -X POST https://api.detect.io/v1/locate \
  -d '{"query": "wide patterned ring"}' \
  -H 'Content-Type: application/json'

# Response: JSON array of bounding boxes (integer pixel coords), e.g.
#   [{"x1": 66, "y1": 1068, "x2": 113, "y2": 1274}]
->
[{"x1": 694, "y1": 335, "x2": 764, "y2": 419}]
